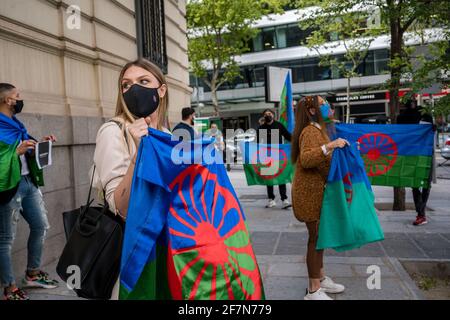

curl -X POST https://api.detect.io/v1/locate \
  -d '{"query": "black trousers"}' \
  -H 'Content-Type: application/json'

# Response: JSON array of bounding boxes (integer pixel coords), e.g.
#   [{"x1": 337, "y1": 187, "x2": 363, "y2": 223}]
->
[
  {"x1": 267, "y1": 184, "x2": 287, "y2": 201},
  {"x1": 412, "y1": 187, "x2": 431, "y2": 217},
  {"x1": 412, "y1": 161, "x2": 433, "y2": 217}
]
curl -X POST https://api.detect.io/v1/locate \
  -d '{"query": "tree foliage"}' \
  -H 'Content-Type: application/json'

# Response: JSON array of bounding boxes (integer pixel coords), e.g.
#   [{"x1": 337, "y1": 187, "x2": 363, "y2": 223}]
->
[
  {"x1": 295, "y1": 0, "x2": 450, "y2": 121},
  {"x1": 295, "y1": 1, "x2": 384, "y2": 122},
  {"x1": 294, "y1": 0, "x2": 449, "y2": 210},
  {"x1": 187, "y1": 0, "x2": 286, "y2": 115}
]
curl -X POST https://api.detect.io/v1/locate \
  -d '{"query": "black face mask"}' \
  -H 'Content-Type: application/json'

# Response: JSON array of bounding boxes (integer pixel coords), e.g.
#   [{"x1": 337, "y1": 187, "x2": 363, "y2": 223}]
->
[
  {"x1": 12, "y1": 99, "x2": 24, "y2": 114},
  {"x1": 264, "y1": 115, "x2": 273, "y2": 123},
  {"x1": 123, "y1": 84, "x2": 160, "y2": 118}
]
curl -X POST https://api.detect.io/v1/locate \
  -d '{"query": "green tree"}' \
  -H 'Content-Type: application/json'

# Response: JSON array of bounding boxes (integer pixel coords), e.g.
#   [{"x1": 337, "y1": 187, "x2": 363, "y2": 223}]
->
[
  {"x1": 379, "y1": 0, "x2": 449, "y2": 210},
  {"x1": 295, "y1": 0, "x2": 449, "y2": 211},
  {"x1": 187, "y1": 0, "x2": 285, "y2": 116},
  {"x1": 296, "y1": 2, "x2": 383, "y2": 122},
  {"x1": 404, "y1": 13, "x2": 450, "y2": 119}
]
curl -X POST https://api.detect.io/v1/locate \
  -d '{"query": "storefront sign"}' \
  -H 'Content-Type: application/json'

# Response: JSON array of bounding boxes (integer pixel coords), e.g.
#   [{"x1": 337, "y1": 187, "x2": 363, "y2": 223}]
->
[{"x1": 328, "y1": 92, "x2": 385, "y2": 103}]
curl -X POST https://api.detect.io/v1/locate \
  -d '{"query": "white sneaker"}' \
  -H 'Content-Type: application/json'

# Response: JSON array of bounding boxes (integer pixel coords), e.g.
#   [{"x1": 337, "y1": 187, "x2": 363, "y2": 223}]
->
[
  {"x1": 304, "y1": 288, "x2": 333, "y2": 300},
  {"x1": 320, "y1": 276, "x2": 345, "y2": 294},
  {"x1": 266, "y1": 199, "x2": 276, "y2": 208},
  {"x1": 282, "y1": 199, "x2": 292, "y2": 209}
]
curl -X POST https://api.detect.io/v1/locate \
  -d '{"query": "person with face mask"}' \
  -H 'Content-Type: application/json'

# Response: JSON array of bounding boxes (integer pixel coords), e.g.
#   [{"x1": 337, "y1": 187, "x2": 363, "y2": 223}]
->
[
  {"x1": 291, "y1": 96, "x2": 349, "y2": 300},
  {"x1": 257, "y1": 109, "x2": 292, "y2": 209},
  {"x1": 205, "y1": 122, "x2": 225, "y2": 152},
  {"x1": 91, "y1": 59, "x2": 169, "y2": 299},
  {"x1": 172, "y1": 107, "x2": 198, "y2": 142},
  {"x1": 92, "y1": 59, "x2": 170, "y2": 220},
  {"x1": 0, "y1": 83, "x2": 58, "y2": 300}
]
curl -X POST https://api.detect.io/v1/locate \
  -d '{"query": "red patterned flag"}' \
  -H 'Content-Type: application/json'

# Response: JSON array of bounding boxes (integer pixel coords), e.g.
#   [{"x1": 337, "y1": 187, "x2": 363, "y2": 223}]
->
[{"x1": 120, "y1": 129, "x2": 264, "y2": 300}]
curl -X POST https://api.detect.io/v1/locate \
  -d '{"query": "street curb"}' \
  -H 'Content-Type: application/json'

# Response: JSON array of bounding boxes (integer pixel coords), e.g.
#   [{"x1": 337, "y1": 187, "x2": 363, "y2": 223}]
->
[{"x1": 386, "y1": 257, "x2": 425, "y2": 300}]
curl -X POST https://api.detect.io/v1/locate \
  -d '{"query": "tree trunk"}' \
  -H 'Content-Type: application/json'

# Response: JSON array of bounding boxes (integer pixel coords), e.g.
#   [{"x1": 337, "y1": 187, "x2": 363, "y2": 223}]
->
[
  {"x1": 210, "y1": 86, "x2": 220, "y2": 117},
  {"x1": 390, "y1": 16, "x2": 406, "y2": 211},
  {"x1": 393, "y1": 187, "x2": 406, "y2": 211},
  {"x1": 346, "y1": 76, "x2": 351, "y2": 123},
  {"x1": 388, "y1": 30, "x2": 402, "y2": 124}
]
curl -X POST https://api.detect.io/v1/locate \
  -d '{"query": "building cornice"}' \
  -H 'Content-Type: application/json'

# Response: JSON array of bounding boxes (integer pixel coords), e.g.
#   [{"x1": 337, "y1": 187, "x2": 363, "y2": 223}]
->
[{"x1": 0, "y1": 15, "x2": 130, "y2": 68}]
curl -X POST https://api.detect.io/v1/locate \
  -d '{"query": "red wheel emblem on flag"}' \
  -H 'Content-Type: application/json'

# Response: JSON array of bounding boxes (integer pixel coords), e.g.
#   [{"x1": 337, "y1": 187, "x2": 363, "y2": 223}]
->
[
  {"x1": 251, "y1": 147, "x2": 287, "y2": 180},
  {"x1": 358, "y1": 133, "x2": 398, "y2": 177},
  {"x1": 343, "y1": 173, "x2": 353, "y2": 204},
  {"x1": 167, "y1": 165, "x2": 262, "y2": 300}
]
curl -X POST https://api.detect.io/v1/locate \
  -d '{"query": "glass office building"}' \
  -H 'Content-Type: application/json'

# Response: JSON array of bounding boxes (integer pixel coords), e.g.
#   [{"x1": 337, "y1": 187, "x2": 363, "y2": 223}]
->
[{"x1": 189, "y1": 8, "x2": 438, "y2": 130}]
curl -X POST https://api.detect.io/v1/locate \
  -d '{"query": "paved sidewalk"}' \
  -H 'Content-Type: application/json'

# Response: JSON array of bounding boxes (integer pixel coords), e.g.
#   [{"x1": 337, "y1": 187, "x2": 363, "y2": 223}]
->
[
  {"x1": 233, "y1": 166, "x2": 450, "y2": 300},
  {"x1": 23, "y1": 165, "x2": 450, "y2": 300}
]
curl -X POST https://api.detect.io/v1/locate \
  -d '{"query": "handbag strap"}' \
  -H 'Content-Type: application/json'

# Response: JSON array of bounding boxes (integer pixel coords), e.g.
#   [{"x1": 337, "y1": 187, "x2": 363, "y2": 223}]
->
[
  {"x1": 86, "y1": 165, "x2": 96, "y2": 207},
  {"x1": 108, "y1": 119, "x2": 130, "y2": 151},
  {"x1": 86, "y1": 119, "x2": 129, "y2": 210}
]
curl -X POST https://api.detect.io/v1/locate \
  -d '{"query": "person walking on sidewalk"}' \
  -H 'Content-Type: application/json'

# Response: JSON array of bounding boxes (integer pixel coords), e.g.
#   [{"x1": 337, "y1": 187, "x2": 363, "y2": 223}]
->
[
  {"x1": 257, "y1": 109, "x2": 292, "y2": 209},
  {"x1": 91, "y1": 58, "x2": 170, "y2": 299},
  {"x1": 397, "y1": 99, "x2": 435, "y2": 226},
  {"x1": 291, "y1": 96, "x2": 348, "y2": 300},
  {"x1": 0, "y1": 83, "x2": 59, "y2": 300}
]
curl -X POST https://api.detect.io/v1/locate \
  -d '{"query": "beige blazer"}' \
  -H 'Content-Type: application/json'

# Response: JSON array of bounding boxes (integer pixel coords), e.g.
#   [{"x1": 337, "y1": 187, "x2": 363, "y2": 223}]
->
[
  {"x1": 90, "y1": 117, "x2": 171, "y2": 214},
  {"x1": 91, "y1": 117, "x2": 136, "y2": 214}
]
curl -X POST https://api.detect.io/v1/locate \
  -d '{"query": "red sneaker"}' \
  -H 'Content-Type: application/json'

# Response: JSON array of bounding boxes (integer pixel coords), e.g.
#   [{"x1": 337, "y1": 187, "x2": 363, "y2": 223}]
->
[{"x1": 413, "y1": 216, "x2": 428, "y2": 226}]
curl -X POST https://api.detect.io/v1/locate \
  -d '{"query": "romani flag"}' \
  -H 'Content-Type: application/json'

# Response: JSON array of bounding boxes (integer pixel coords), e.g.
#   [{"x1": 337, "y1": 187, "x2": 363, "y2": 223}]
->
[
  {"x1": 278, "y1": 72, "x2": 294, "y2": 133},
  {"x1": 240, "y1": 142, "x2": 293, "y2": 186},
  {"x1": 119, "y1": 129, "x2": 264, "y2": 300},
  {"x1": 0, "y1": 113, "x2": 43, "y2": 193},
  {"x1": 317, "y1": 144, "x2": 384, "y2": 251},
  {"x1": 336, "y1": 124, "x2": 434, "y2": 188}
]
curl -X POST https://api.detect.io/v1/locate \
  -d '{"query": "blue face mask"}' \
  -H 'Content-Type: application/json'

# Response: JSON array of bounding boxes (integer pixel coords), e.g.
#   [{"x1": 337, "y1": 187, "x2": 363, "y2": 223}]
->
[{"x1": 320, "y1": 101, "x2": 333, "y2": 123}]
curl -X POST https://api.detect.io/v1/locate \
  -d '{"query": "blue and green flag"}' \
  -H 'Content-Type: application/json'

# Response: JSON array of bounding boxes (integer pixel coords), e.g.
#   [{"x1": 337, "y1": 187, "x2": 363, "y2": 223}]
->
[
  {"x1": 317, "y1": 144, "x2": 384, "y2": 252},
  {"x1": 120, "y1": 129, "x2": 264, "y2": 300},
  {"x1": 0, "y1": 113, "x2": 28, "y2": 192},
  {"x1": 279, "y1": 72, "x2": 294, "y2": 133},
  {"x1": 240, "y1": 142, "x2": 293, "y2": 186},
  {"x1": 0, "y1": 113, "x2": 44, "y2": 192},
  {"x1": 336, "y1": 124, "x2": 434, "y2": 188}
]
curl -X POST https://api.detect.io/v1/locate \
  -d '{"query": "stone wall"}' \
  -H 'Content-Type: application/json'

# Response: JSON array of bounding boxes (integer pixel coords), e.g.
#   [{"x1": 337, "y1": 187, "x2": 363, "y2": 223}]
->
[{"x1": 0, "y1": 0, "x2": 191, "y2": 276}]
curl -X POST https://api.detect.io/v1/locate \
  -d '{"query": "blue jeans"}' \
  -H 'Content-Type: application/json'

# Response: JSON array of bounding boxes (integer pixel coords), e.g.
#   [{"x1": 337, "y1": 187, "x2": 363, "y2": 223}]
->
[{"x1": 0, "y1": 175, "x2": 50, "y2": 287}]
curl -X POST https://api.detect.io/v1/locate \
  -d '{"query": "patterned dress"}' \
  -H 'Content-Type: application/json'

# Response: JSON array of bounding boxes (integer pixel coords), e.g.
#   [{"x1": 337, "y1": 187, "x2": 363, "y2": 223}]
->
[{"x1": 292, "y1": 123, "x2": 332, "y2": 222}]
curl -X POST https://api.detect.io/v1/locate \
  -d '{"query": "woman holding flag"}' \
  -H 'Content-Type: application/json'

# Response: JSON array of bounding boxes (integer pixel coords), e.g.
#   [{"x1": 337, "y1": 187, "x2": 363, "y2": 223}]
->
[
  {"x1": 91, "y1": 58, "x2": 264, "y2": 300},
  {"x1": 291, "y1": 95, "x2": 348, "y2": 300},
  {"x1": 91, "y1": 58, "x2": 170, "y2": 299}
]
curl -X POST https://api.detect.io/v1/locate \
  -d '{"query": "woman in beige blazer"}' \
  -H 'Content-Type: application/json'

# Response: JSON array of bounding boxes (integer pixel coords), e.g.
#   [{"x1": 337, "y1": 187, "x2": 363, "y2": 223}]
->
[{"x1": 91, "y1": 58, "x2": 170, "y2": 299}]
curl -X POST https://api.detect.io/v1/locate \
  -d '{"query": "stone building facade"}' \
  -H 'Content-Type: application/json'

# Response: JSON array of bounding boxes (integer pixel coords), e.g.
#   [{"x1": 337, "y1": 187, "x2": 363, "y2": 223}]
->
[{"x1": 0, "y1": 0, "x2": 191, "y2": 274}]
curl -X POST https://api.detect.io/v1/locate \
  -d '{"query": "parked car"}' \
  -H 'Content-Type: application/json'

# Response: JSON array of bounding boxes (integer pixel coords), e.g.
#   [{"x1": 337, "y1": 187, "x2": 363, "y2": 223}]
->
[
  {"x1": 225, "y1": 131, "x2": 256, "y2": 164},
  {"x1": 441, "y1": 137, "x2": 450, "y2": 165}
]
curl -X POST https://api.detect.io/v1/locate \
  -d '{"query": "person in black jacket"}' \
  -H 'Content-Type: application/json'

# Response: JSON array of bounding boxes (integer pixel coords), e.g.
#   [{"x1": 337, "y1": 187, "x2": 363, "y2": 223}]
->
[
  {"x1": 257, "y1": 109, "x2": 292, "y2": 209},
  {"x1": 397, "y1": 99, "x2": 435, "y2": 226},
  {"x1": 172, "y1": 107, "x2": 198, "y2": 141}
]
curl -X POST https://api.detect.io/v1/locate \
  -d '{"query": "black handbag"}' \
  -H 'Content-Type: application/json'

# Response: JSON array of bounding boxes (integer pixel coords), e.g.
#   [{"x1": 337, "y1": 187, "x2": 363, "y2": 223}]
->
[{"x1": 56, "y1": 167, "x2": 125, "y2": 300}]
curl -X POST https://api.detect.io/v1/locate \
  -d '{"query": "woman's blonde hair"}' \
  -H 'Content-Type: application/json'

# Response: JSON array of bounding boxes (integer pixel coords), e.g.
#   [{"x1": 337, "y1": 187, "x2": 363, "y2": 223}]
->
[{"x1": 115, "y1": 58, "x2": 169, "y2": 130}]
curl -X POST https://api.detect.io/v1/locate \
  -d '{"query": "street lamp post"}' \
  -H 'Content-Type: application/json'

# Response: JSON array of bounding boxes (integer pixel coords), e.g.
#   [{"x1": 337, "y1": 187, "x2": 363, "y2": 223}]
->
[{"x1": 195, "y1": 75, "x2": 201, "y2": 117}]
